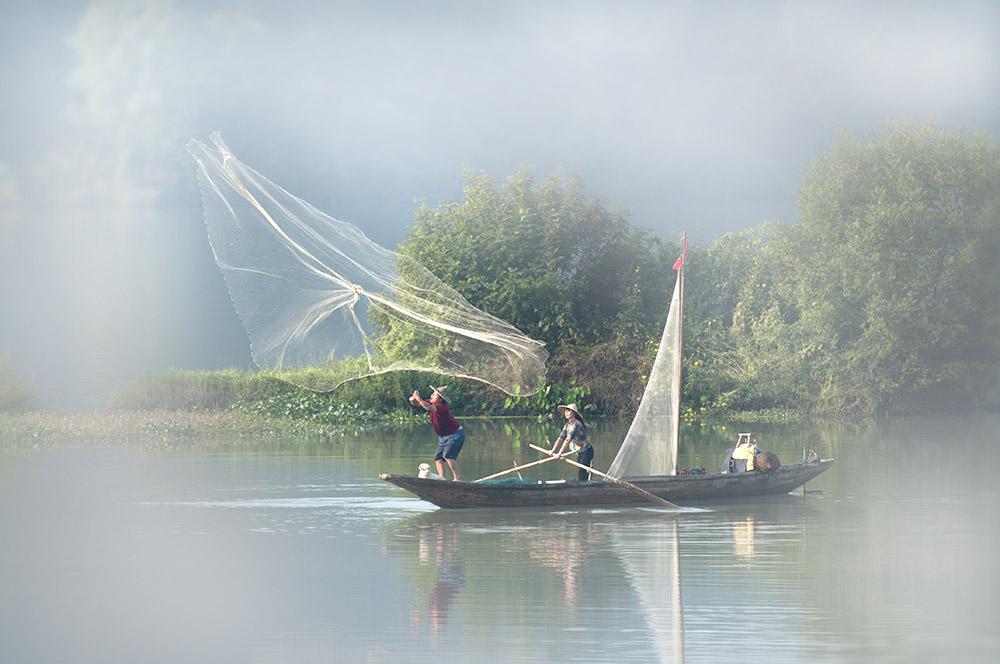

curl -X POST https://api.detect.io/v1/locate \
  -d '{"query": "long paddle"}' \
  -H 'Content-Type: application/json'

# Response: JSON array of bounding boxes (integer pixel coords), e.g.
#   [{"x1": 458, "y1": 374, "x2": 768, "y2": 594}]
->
[
  {"x1": 472, "y1": 452, "x2": 569, "y2": 483},
  {"x1": 528, "y1": 444, "x2": 680, "y2": 510}
]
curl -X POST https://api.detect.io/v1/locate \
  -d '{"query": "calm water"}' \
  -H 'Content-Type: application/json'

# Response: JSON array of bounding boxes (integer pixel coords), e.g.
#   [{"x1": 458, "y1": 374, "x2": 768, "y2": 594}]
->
[{"x1": 1, "y1": 415, "x2": 998, "y2": 663}]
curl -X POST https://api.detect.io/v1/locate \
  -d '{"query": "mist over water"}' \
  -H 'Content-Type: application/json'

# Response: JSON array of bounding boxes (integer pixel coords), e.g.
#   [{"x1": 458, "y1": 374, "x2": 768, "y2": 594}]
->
[
  {"x1": 2, "y1": 416, "x2": 997, "y2": 663},
  {"x1": 1, "y1": 1, "x2": 999, "y2": 408}
]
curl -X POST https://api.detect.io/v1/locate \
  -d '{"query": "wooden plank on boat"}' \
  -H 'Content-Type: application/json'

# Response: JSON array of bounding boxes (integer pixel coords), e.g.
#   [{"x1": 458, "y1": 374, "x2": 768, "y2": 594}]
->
[
  {"x1": 472, "y1": 452, "x2": 566, "y2": 483},
  {"x1": 528, "y1": 444, "x2": 680, "y2": 509}
]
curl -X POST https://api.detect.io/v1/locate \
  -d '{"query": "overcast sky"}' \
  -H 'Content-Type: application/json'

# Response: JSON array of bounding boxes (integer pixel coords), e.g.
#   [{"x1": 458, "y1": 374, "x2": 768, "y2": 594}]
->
[{"x1": 2, "y1": 0, "x2": 998, "y2": 408}]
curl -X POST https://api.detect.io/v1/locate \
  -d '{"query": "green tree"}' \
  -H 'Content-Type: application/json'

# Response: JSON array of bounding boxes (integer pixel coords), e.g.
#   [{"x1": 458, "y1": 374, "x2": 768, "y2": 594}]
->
[
  {"x1": 401, "y1": 167, "x2": 675, "y2": 350},
  {"x1": 684, "y1": 225, "x2": 814, "y2": 412},
  {"x1": 398, "y1": 167, "x2": 681, "y2": 417},
  {"x1": 780, "y1": 121, "x2": 1000, "y2": 413}
]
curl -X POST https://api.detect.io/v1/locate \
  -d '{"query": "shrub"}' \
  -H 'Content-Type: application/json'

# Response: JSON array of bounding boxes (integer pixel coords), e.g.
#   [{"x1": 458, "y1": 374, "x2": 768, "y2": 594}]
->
[{"x1": 0, "y1": 355, "x2": 40, "y2": 413}]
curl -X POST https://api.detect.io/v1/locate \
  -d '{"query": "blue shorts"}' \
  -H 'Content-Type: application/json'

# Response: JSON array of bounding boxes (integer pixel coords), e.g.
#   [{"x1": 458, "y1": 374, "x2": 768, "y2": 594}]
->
[{"x1": 434, "y1": 428, "x2": 465, "y2": 461}]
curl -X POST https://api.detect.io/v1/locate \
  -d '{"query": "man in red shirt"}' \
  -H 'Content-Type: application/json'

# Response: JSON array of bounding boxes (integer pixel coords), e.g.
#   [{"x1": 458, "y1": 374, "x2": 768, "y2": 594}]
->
[{"x1": 410, "y1": 386, "x2": 465, "y2": 481}]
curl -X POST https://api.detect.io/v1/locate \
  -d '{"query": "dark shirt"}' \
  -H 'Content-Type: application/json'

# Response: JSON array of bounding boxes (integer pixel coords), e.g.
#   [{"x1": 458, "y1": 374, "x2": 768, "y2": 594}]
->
[
  {"x1": 428, "y1": 402, "x2": 461, "y2": 437},
  {"x1": 558, "y1": 419, "x2": 590, "y2": 452}
]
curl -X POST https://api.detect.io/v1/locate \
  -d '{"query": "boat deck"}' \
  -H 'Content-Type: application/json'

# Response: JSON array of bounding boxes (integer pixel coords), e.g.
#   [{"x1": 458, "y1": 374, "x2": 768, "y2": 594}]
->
[{"x1": 380, "y1": 459, "x2": 834, "y2": 508}]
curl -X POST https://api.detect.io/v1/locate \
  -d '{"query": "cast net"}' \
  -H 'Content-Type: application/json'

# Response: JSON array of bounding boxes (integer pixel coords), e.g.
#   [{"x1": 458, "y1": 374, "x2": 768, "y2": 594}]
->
[
  {"x1": 607, "y1": 255, "x2": 683, "y2": 478},
  {"x1": 186, "y1": 133, "x2": 547, "y2": 394}
]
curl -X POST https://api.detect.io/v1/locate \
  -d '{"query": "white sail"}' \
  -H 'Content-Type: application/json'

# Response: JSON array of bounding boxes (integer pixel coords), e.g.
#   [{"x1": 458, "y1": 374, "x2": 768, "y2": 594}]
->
[{"x1": 607, "y1": 244, "x2": 684, "y2": 478}]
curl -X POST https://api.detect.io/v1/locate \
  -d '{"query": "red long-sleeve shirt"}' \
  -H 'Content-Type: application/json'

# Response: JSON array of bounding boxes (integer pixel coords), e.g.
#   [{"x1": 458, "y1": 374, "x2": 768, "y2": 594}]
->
[{"x1": 428, "y1": 402, "x2": 461, "y2": 436}]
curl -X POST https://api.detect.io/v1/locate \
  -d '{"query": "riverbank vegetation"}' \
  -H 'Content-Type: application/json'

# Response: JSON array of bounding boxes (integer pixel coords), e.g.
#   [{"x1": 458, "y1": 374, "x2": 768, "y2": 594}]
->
[
  {"x1": 3, "y1": 121, "x2": 999, "y2": 444},
  {"x1": 405, "y1": 121, "x2": 1000, "y2": 418},
  {"x1": 0, "y1": 355, "x2": 39, "y2": 414}
]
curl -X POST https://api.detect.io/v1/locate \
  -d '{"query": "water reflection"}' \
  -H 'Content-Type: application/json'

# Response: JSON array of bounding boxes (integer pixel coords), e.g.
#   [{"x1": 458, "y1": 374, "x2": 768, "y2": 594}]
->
[
  {"x1": 611, "y1": 518, "x2": 685, "y2": 664},
  {"x1": 2, "y1": 414, "x2": 998, "y2": 664},
  {"x1": 522, "y1": 519, "x2": 598, "y2": 607},
  {"x1": 383, "y1": 490, "x2": 859, "y2": 664},
  {"x1": 386, "y1": 507, "x2": 694, "y2": 663},
  {"x1": 410, "y1": 522, "x2": 466, "y2": 644},
  {"x1": 732, "y1": 515, "x2": 756, "y2": 559}
]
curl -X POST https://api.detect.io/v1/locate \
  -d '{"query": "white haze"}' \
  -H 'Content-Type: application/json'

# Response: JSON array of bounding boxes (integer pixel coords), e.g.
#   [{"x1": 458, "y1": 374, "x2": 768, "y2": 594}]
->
[{"x1": 0, "y1": 0, "x2": 997, "y2": 408}]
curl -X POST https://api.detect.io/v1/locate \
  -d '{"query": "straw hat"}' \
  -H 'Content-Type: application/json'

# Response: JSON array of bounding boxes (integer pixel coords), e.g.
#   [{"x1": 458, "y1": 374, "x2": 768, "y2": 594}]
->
[
  {"x1": 557, "y1": 403, "x2": 581, "y2": 418},
  {"x1": 430, "y1": 385, "x2": 451, "y2": 403}
]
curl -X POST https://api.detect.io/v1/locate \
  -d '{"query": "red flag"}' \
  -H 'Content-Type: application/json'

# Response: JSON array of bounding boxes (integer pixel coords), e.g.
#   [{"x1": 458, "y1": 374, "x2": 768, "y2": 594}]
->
[{"x1": 672, "y1": 235, "x2": 688, "y2": 270}]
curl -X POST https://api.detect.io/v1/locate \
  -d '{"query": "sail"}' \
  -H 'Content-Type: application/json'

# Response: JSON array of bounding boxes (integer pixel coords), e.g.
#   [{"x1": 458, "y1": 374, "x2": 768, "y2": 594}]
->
[{"x1": 607, "y1": 247, "x2": 684, "y2": 478}]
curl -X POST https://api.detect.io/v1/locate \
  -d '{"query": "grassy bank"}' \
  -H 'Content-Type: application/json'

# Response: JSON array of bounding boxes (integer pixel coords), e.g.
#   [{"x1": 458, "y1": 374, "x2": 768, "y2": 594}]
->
[
  {"x1": 0, "y1": 365, "x2": 805, "y2": 451},
  {"x1": 0, "y1": 408, "x2": 427, "y2": 451},
  {"x1": 0, "y1": 402, "x2": 798, "y2": 453}
]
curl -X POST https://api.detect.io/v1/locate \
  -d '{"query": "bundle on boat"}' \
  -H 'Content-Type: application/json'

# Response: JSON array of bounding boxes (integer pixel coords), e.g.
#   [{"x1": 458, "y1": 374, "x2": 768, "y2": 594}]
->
[{"x1": 722, "y1": 433, "x2": 782, "y2": 474}]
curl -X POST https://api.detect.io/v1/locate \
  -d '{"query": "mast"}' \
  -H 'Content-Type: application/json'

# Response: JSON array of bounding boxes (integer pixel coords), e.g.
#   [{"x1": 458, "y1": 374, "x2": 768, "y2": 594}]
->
[{"x1": 671, "y1": 233, "x2": 686, "y2": 475}]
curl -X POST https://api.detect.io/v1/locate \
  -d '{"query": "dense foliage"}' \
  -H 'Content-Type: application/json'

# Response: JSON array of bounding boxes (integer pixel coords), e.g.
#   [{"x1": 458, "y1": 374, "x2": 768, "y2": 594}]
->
[
  {"x1": 403, "y1": 167, "x2": 679, "y2": 349},
  {"x1": 403, "y1": 122, "x2": 1000, "y2": 417},
  {"x1": 36, "y1": 121, "x2": 1000, "y2": 422},
  {"x1": 401, "y1": 167, "x2": 680, "y2": 416},
  {"x1": 685, "y1": 122, "x2": 1000, "y2": 415}
]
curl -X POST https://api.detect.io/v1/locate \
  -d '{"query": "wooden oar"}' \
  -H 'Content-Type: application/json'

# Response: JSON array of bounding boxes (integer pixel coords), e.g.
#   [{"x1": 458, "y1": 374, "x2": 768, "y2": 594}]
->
[
  {"x1": 472, "y1": 452, "x2": 569, "y2": 483},
  {"x1": 528, "y1": 444, "x2": 680, "y2": 509}
]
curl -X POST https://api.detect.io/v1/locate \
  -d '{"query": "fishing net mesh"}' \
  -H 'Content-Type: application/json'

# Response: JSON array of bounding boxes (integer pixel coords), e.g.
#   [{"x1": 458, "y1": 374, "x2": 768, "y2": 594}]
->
[
  {"x1": 607, "y1": 271, "x2": 681, "y2": 477},
  {"x1": 186, "y1": 133, "x2": 547, "y2": 394}
]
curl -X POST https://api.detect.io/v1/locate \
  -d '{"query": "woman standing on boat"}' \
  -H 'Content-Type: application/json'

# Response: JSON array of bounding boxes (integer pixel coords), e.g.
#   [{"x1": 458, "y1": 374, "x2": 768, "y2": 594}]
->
[
  {"x1": 548, "y1": 403, "x2": 594, "y2": 481},
  {"x1": 410, "y1": 386, "x2": 464, "y2": 481}
]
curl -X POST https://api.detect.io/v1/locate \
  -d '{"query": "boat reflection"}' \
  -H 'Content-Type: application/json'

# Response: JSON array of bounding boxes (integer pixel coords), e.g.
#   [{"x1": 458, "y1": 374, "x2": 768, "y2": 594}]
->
[
  {"x1": 408, "y1": 522, "x2": 465, "y2": 645},
  {"x1": 522, "y1": 520, "x2": 600, "y2": 607},
  {"x1": 387, "y1": 508, "x2": 689, "y2": 662},
  {"x1": 610, "y1": 518, "x2": 685, "y2": 664},
  {"x1": 732, "y1": 515, "x2": 756, "y2": 559}
]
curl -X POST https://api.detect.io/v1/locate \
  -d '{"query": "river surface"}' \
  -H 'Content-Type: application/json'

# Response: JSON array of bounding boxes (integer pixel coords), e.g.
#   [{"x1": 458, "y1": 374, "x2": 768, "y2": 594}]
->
[{"x1": 1, "y1": 415, "x2": 998, "y2": 663}]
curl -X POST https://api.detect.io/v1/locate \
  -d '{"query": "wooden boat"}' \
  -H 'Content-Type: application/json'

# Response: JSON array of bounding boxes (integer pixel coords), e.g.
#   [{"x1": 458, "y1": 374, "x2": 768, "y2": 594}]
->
[
  {"x1": 381, "y1": 235, "x2": 833, "y2": 508},
  {"x1": 380, "y1": 458, "x2": 833, "y2": 508}
]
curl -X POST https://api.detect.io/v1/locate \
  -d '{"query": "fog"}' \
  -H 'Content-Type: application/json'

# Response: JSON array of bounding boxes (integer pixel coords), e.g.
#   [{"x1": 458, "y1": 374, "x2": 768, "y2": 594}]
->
[{"x1": 1, "y1": 0, "x2": 998, "y2": 409}]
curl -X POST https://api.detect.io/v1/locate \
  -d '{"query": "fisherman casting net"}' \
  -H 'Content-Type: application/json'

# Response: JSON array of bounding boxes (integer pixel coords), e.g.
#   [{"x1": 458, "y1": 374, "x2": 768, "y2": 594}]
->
[{"x1": 186, "y1": 133, "x2": 547, "y2": 394}]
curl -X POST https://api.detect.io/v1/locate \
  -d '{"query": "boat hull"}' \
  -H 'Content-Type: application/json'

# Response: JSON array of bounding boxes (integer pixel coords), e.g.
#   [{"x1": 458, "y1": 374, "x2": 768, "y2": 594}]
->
[{"x1": 380, "y1": 459, "x2": 834, "y2": 508}]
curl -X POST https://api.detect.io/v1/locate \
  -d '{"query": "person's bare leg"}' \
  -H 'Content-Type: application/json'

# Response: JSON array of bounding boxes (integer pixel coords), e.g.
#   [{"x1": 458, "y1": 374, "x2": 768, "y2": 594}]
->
[
  {"x1": 444, "y1": 458, "x2": 460, "y2": 482},
  {"x1": 436, "y1": 459, "x2": 447, "y2": 477}
]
